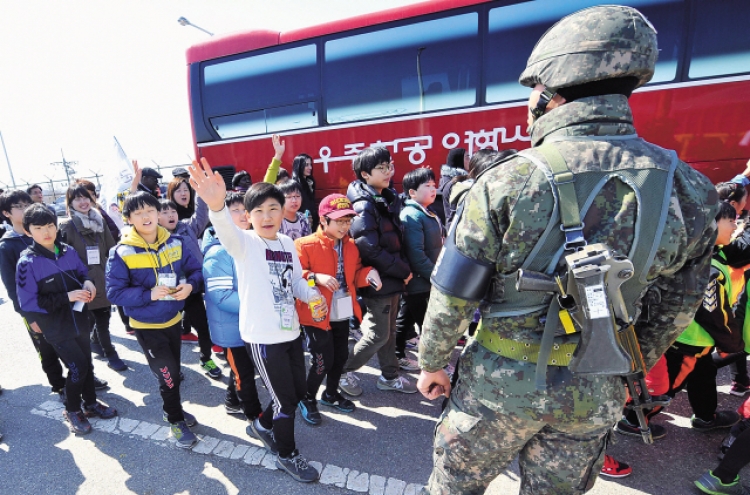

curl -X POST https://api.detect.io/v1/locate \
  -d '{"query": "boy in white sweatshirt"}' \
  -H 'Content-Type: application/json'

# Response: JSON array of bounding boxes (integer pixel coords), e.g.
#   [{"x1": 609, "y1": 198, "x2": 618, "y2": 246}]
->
[{"x1": 189, "y1": 159, "x2": 321, "y2": 484}]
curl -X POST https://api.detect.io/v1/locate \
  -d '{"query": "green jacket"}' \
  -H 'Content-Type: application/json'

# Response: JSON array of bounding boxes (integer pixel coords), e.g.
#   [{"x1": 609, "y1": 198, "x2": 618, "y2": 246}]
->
[
  {"x1": 419, "y1": 94, "x2": 718, "y2": 372},
  {"x1": 400, "y1": 199, "x2": 443, "y2": 294}
]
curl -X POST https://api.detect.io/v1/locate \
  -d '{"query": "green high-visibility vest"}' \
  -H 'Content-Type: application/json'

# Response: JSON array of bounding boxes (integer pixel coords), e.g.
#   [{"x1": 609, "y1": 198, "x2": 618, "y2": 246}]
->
[{"x1": 677, "y1": 254, "x2": 730, "y2": 348}]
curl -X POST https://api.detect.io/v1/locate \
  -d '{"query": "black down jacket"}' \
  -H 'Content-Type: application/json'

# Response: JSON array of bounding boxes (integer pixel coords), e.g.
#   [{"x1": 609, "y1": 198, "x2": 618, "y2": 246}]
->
[{"x1": 346, "y1": 181, "x2": 410, "y2": 298}]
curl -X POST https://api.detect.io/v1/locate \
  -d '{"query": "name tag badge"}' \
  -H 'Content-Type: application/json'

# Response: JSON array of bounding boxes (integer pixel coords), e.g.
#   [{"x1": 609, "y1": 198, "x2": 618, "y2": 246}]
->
[
  {"x1": 281, "y1": 303, "x2": 294, "y2": 331},
  {"x1": 158, "y1": 273, "x2": 177, "y2": 301},
  {"x1": 86, "y1": 246, "x2": 100, "y2": 265},
  {"x1": 332, "y1": 290, "x2": 354, "y2": 320}
]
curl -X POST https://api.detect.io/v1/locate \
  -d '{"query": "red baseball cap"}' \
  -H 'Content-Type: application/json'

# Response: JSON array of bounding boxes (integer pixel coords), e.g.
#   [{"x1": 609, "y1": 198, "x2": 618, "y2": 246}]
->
[{"x1": 319, "y1": 194, "x2": 357, "y2": 219}]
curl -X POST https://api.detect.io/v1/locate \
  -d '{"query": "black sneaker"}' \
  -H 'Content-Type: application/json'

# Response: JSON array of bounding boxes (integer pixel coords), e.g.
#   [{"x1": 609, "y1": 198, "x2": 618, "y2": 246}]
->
[
  {"x1": 93, "y1": 376, "x2": 108, "y2": 390},
  {"x1": 614, "y1": 419, "x2": 667, "y2": 440},
  {"x1": 170, "y1": 421, "x2": 197, "y2": 449},
  {"x1": 276, "y1": 450, "x2": 319, "y2": 483},
  {"x1": 83, "y1": 401, "x2": 118, "y2": 419},
  {"x1": 249, "y1": 418, "x2": 278, "y2": 454},
  {"x1": 225, "y1": 400, "x2": 243, "y2": 415},
  {"x1": 298, "y1": 399, "x2": 322, "y2": 426},
  {"x1": 163, "y1": 410, "x2": 197, "y2": 427},
  {"x1": 64, "y1": 410, "x2": 92, "y2": 435},
  {"x1": 692, "y1": 411, "x2": 741, "y2": 432},
  {"x1": 319, "y1": 391, "x2": 356, "y2": 413}
]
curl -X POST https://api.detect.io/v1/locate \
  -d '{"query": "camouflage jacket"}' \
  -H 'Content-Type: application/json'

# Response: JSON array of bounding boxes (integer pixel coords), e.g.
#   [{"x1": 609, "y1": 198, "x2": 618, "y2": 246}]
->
[{"x1": 419, "y1": 94, "x2": 718, "y2": 372}]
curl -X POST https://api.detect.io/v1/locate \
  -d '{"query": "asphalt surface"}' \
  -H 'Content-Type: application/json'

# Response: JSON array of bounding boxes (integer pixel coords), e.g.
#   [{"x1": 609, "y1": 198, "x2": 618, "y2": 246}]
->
[{"x1": 0, "y1": 290, "x2": 749, "y2": 494}]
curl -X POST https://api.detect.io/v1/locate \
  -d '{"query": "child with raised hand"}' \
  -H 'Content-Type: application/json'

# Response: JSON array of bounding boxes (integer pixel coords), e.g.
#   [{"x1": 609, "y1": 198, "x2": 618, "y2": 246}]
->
[
  {"x1": 190, "y1": 158, "x2": 322, "y2": 483},
  {"x1": 201, "y1": 192, "x2": 263, "y2": 422},
  {"x1": 17, "y1": 204, "x2": 117, "y2": 435},
  {"x1": 157, "y1": 198, "x2": 221, "y2": 379},
  {"x1": 295, "y1": 194, "x2": 381, "y2": 425},
  {"x1": 278, "y1": 180, "x2": 312, "y2": 241},
  {"x1": 59, "y1": 183, "x2": 126, "y2": 372},
  {"x1": 106, "y1": 192, "x2": 203, "y2": 449}
]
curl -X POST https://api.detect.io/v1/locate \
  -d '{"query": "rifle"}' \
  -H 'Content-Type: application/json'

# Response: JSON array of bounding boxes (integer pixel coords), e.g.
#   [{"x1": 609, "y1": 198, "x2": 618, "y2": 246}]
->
[{"x1": 516, "y1": 244, "x2": 671, "y2": 444}]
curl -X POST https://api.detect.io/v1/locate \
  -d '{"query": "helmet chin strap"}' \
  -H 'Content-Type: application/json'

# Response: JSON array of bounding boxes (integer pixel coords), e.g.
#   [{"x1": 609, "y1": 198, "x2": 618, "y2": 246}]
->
[{"x1": 530, "y1": 89, "x2": 557, "y2": 121}]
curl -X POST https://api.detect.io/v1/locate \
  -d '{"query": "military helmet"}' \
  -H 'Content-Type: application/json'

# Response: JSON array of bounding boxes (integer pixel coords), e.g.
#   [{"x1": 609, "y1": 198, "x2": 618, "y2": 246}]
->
[{"x1": 519, "y1": 5, "x2": 658, "y2": 90}]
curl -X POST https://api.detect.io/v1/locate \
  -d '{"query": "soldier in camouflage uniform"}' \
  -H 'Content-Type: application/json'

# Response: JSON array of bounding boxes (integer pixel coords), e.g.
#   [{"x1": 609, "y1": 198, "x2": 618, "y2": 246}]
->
[{"x1": 416, "y1": 6, "x2": 719, "y2": 495}]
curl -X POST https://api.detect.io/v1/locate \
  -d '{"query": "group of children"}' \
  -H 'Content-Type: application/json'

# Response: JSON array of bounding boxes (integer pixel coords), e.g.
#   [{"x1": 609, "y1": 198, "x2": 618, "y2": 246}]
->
[{"x1": 0, "y1": 135, "x2": 447, "y2": 484}]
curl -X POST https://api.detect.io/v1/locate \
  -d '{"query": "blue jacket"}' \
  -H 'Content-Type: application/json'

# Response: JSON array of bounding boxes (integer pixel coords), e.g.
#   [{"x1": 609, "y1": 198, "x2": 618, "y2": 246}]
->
[
  {"x1": 0, "y1": 230, "x2": 33, "y2": 314},
  {"x1": 400, "y1": 199, "x2": 444, "y2": 294},
  {"x1": 106, "y1": 226, "x2": 203, "y2": 329},
  {"x1": 16, "y1": 241, "x2": 92, "y2": 343},
  {"x1": 201, "y1": 227, "x2": 243, "y2": 348}
]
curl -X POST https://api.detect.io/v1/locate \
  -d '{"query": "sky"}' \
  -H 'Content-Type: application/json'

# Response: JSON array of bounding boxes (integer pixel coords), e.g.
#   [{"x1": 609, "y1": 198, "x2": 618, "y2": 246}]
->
[{"x1": 0, "y1": 0, "x2": 421, "y2": 190}]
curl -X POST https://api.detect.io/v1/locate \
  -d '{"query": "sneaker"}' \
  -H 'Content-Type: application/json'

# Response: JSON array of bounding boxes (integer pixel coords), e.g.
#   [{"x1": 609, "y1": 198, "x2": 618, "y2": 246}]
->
[
  {"x1": 405, "y1": 336, "x2": 420, "y2": 349},
  {"x1": 212, "y1": 345, "x2": 224, "y2": 356},
  {"x1": 320, "y1": 391, "x2": 356, "y2": 413},
  {"x1": 201, "y1": 359, "x2": 223, "y2": 379},
  {"x1": 695, "y1": 471, "x2": 748, "y2": 495},
  {"x1": 170, "y1": 421, "x2": 198, "y2": 449},
  {"x1": 398, "y1": 357, "x2": 420, "y2": 372},
  {"x1": 181, "y1": 333, "x2": 199, "y2": 343},
  {"x1": 249, "y1": 418, "x2": 278, "y2": 454},
  {"x1": 730, "y1": 382, "x2": 750, "y2": 397},
  {"x1": 692, "y1": 411, "x2": 741, "y2": 432},
  {"x1": 105, "y1": 351, "x2": 128, "y2": 372},
  {"x1": 377, "y1": 375, "x2": 418, "y2": 394},
  {"x1": 599, "y1": 455, "x2": 632, "y2": 478},
  {"x1": 90, "y1": 341, "x2": 104, "y2": 356},
  {"x1": 83, "y1": 401, "x2": 118, "y2": 419},
  {"x1": 614, "y1": 419, "x2": 667, "y2": 440},
  {"x1": 64, "y1": 410, "x2": 92, "y2": 435},
  {"x1": 93, "y1": 376, "x2": 108, "y2": 390},
  {"x1": 339, "y1": 372, "x2": 363, "y2": 397},
  {"x1": 163, "y1": 410, "x2": 197, "y2": 427},
  {"x1": 225, "y1": 400, "x2": 243, "y2": 415},
  {"x1": 298, "y1": 399, "x2": 322, "y2": 426},
  {"x1": 276, "y1": 450, "x2": 320, "y2": 483}
]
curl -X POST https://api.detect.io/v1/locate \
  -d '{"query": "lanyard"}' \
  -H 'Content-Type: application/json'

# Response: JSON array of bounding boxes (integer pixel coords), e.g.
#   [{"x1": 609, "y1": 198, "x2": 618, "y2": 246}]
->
[{"x1": 70, "y1": 218, "x2": 100, "y2": 248}]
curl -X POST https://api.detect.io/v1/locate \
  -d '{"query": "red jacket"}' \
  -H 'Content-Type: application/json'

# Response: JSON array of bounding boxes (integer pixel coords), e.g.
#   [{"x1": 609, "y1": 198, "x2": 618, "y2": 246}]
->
[{"x1": 294, "y1": 230, "x2": 372, "y2": 329}]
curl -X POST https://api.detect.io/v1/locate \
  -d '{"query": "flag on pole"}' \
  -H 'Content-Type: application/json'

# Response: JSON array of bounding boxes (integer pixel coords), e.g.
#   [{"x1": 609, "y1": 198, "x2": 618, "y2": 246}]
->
[{"x1": 99, "y1": 136, "x2": 134, "y2": 230}]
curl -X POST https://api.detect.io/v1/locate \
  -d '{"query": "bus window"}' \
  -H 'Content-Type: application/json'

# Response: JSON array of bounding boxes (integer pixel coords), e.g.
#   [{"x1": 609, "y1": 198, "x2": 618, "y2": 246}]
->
[
  {"x1": 324, "y1": 13, "x2": 479, "y2": 124},
  {"x1": 485, "y1": 0, "x2": 683, "y2": 104},
  {"x1": 202, "y1": 44, "x2": 318, "y2": 138},
  {"x1": 688, "y1": 0, "x2": 750, "y2": 80}
]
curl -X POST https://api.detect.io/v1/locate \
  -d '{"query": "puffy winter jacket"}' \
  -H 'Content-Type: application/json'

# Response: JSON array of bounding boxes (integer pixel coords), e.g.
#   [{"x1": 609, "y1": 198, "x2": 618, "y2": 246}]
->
[
  {"x1": 400, "y1": 199, "x2": 444, "y2": 294},
  {"x1": 346, "y1": 181, "x2": 410, "y2": 298},
  {"x1": 16, "y1": 241, "x2": 92, "y2": 344},
  {"x1": 106, "y1": 226, "x2": 202, "y2": 329},
  {"x1": 294, "y1": 230, "x2": 373, "y2": 329},
  {"x1": 201, "y1": 227, "x2": 243, "y2": 348}
]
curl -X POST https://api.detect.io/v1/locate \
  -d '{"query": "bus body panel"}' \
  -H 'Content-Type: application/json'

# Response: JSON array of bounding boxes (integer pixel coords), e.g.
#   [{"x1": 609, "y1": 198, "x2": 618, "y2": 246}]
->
[{"x1": 195, "y1": 77, "x2": 750, "y2": 197}]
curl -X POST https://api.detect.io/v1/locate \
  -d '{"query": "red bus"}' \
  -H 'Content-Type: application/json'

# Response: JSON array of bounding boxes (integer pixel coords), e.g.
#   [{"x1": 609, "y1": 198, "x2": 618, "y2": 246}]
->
[{"x1": 186, "y1": 0, "x2": 750, "y2": 197}]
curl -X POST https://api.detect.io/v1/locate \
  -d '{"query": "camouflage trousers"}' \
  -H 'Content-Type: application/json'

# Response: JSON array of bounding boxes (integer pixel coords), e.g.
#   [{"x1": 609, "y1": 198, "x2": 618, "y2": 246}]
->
[{"x1": 424, "y1": 341, "x2": 626, "y2": 495}]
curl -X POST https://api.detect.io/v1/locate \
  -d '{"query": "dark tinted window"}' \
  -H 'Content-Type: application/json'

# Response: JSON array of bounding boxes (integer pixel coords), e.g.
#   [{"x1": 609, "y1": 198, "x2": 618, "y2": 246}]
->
[
  {"x1": 688, "y1": 0, "x2": 750, "y2": 79},
  {"x1": 324, "y1": 13, "x2": 479, "y2": 124},
  {"x1": 485, "y1": 0, "x2": 684, "y2": 104},
  {"x1": 202, "y1": 44, "x2": 318, "y2": 138}
]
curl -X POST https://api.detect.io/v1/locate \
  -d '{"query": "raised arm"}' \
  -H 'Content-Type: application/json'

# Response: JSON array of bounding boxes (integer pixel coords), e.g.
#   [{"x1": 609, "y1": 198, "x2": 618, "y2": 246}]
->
[{"x1": 263, "y1": 134, "x2": 286, "y2": 184}]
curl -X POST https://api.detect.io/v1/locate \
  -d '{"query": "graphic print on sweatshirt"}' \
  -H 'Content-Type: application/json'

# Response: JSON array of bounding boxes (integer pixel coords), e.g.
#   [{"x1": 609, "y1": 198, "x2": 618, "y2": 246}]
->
[{"x1": 264, "y1": 238, "x2": 294, "y2": 315}]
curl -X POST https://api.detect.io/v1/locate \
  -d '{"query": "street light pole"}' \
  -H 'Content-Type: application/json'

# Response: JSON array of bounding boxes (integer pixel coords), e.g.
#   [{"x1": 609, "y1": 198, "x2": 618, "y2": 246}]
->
[
  {"x1": 177, "y1": 17, "x2": 214, "y2": 36},
  {"x1": 0, "y1": 130, "x2": 17, "y2": 188}
]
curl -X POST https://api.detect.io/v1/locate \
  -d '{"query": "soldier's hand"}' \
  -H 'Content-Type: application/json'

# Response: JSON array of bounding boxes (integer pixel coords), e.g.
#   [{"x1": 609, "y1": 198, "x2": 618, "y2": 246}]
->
[{"x1": 417, "y1": 369, "x2": 451, "y2": 400}]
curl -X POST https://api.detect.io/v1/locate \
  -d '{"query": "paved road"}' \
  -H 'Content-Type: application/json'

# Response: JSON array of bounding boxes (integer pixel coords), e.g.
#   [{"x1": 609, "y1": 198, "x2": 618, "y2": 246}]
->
[{"x1": 0, "y1": 293, "x2": 748, "y2": 494}]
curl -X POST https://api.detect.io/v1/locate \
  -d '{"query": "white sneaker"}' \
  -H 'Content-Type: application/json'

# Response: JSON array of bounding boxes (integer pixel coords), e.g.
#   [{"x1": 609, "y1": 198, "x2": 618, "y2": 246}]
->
[
  {"x1": 398, "y1": 357, "x2": 420, "y2": 372},
  {"x1": 377, "y1": 375, "x2": 418, "y2": 394},
  {"x1": 339, "y1": 372, "x2": 363, "y2": 397}
]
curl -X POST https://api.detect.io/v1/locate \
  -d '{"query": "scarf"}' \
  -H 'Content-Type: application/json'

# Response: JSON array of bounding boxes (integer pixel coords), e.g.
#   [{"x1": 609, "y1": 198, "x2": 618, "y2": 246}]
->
[{"x1": 72, "y1": 208, "x2": 104, "y2": 233}]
